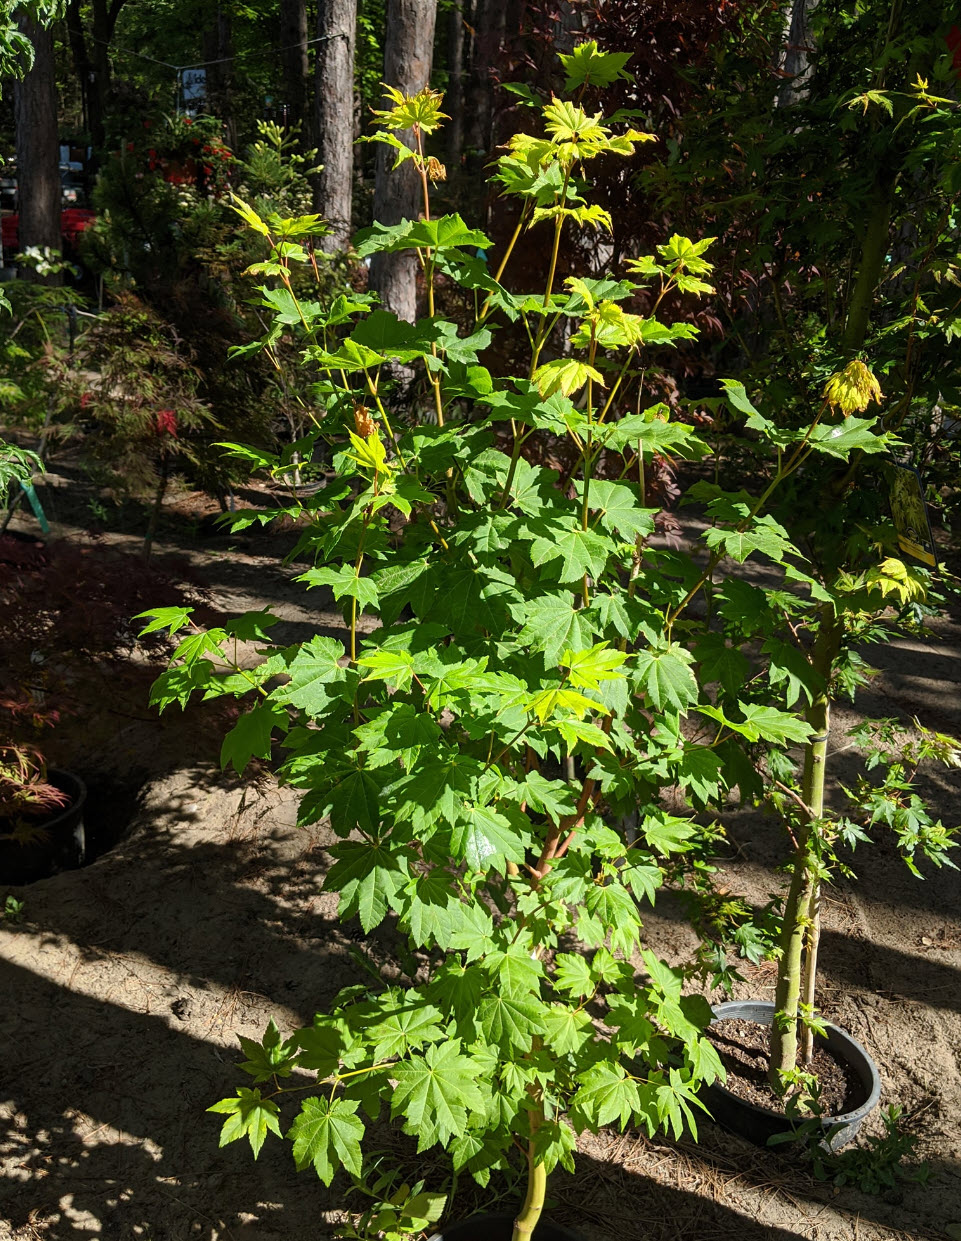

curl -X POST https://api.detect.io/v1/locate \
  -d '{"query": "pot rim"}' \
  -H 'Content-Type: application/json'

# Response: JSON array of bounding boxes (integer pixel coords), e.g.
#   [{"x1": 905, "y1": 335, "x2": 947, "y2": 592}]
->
[{"x1": 708, "y1": 998, "x2": 882, "y2": 1126}]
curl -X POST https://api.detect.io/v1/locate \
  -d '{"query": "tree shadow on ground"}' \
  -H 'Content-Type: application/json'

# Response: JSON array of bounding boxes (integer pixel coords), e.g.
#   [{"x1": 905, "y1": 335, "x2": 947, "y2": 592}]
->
[{"x1": 3, "y1": 797, "x2": 957, "y2": 1241}]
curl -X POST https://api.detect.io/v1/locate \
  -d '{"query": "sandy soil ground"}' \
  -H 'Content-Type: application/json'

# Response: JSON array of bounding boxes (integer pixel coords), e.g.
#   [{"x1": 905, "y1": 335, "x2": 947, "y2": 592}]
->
[{"x1": 1, "y1": 476, "x2": 959, "y2": 1241}]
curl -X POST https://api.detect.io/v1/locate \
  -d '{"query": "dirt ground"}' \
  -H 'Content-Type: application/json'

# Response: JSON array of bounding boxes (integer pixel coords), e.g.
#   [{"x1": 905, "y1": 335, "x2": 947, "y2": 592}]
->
[{"x1": 2, "y1": 469, "x2": 960, "y2": 1241}]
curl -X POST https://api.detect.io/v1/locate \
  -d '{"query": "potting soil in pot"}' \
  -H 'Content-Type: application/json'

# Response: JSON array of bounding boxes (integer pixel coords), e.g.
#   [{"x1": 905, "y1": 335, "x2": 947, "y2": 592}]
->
[{"x1": 708, "y1": 1018, "x2": 866, "y2": 1115}]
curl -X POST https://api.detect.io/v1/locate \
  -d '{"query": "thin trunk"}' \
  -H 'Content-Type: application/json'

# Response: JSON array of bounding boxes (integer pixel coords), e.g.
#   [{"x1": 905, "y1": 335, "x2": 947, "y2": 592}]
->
[
  {"x1": 369, "y1": 0, "x2": 437, "y2": 322},
  {"x1": 445, "y1": 0, "x2": 464, "y2": 170},
  {"x1": 280, "y1": 0, "x2": 310, "y2": 142},
  {"x1": 204, "y1": 4, "x2": 234, "y2": 145},
  {"x1": 314, "y1": 0, "x2": 357, "y2": 247},
  {"x1": 512, "y1": 1128, "x2": 547, "y2": 1241},
  {"x1": 15, "y1": 15, "x2": 60, "y2": 284},
  {"x1": 769, "y1": 608, "x2": 842, "y2": 1086},
  {"x1": 465, "y1": 0, "x2": 506, "y2": 157},
  {"x1": 65, "y1": 0, "x2": 92, "y2": 142},
  {"x1": 841, "y1": 180, "x2": 895, "y2": 355}
]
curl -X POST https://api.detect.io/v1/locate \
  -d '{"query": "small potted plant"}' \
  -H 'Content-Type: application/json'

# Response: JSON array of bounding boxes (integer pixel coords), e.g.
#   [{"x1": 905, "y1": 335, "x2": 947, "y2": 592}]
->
[
  {"x1": 691, "y1": 374, "x2": 959, "y2": 1147},
  {"x1": 0, "y1": 739, "x2": 86, "y2": 884}
]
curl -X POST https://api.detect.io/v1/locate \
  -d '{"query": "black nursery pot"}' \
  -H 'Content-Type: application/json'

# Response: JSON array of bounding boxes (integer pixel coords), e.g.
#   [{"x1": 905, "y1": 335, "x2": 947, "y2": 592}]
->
[
  {"x1": 429, "y1": 1213, "x2": 586, "y2": 1241},
  {"x1": 0, "y1": 769, "x2": 87, "y2": 885},
  {"x1": 703, "y1": 1000, "x2": 882, "y2": 1152}
]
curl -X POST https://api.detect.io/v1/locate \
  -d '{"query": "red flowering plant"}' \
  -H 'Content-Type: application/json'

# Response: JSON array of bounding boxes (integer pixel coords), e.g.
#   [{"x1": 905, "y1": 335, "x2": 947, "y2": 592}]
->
[{"x1": 74, "y1": 295, "x2": 219, "y2": 555}]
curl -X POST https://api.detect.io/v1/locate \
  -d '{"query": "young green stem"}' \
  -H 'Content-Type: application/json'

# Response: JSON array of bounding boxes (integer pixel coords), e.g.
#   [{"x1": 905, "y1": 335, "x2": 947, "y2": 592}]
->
[
  {"x1": 769, "y1": 607, "x2": 841, "y2": 1085},
  {"x1": 512, "y1": 1140, "x2": 547, "y2": 1241}
]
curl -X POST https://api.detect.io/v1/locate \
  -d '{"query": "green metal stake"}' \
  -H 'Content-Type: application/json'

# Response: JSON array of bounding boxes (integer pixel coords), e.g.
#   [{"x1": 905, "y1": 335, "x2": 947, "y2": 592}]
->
[{"x1": 20, "y1": 480, "x2": 50, "y2": 534}]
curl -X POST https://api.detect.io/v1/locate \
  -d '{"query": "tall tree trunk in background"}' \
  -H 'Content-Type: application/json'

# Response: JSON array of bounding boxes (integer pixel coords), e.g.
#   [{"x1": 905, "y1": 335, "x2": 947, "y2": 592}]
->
[
  {"x1": 314, "y1": 0, "x2": 357, "y2": 248},
  {"x1": 465, "y1": 0, "x2": 506, "y2": 157},
  {"x1": 65, "y1": 0, "x2": 129, "y2": 157},
  {"x1": 446, "y1": 0, "x2": 465, "y2": 171},
  {"x1": 65, "y1": 0, "x2": 92, "y2": 144},
  {"x1": 777, "y1": 0, "x2": 820, "y2": 107},
  {"x1": 369, "y1": 0, "x2": 437, "y2": 321},
  {"x1": 204, "y1": 3, "x2": 234, "y2": 145},
  {"x1": 280, "y1": 0, "x2": 310, "y2": 140},
  {"x1": 15, "y1": 15, "x2": 60, "y2": 284}
]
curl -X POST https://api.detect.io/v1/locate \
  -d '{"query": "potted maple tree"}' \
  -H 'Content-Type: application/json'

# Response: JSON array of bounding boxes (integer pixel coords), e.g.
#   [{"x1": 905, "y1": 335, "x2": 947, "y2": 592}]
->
[
  {"x1": 140, "y1": 46, "x2": 904, "y2": 1238},
  {"x1": 689, "y1": 372, "x2": 959, "y2": 1146}
]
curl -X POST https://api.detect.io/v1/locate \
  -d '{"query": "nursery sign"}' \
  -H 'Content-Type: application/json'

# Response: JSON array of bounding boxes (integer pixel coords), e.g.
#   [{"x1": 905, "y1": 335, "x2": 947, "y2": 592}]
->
[{"x1": 889, "y1": 461, "x2": 937, "y2": 567}]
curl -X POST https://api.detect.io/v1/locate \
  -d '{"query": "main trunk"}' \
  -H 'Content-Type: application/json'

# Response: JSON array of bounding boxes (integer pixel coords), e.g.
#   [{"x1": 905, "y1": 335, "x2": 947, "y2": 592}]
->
[
  {"x1": 15, "y1": 15, "x2": 60, "y2": 283},
  {"x1": 769, "y1": 608, "x2": 842, "y2": 1087},
  {"x1": 368, "y1": 0, "x2": 437, "y2": 321},
  {"x1": 314, "y1": 0, "x2": 357, "y2": 247}
]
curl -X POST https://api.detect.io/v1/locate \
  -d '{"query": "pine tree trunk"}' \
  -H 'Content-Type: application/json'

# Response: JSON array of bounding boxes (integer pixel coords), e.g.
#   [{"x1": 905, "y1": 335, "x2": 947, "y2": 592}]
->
[
  {"x1": 445, "y1": 0, "x2": 465, "y2": 171},
  {"x1": 368, "y1": 0, "x2": 437, "y2": 322},
  {"x1": 465, "y1": 0, "x2": 506, "y2": 157},
  {"x1": 314, "y1": 0, "x2": 357, "y2": 248},
  {"x1": 280, "y1": 0, "x2": 310, "y2": 141},
  {"x1": 204, "y1": 4, "x2": 234, "y2": 145},
  {"x1": 15, "y1": 15, "x2": 61, "y2": 284},
  {"x1": 777, "y1": 0, "x2": 821, "y2": 107}
]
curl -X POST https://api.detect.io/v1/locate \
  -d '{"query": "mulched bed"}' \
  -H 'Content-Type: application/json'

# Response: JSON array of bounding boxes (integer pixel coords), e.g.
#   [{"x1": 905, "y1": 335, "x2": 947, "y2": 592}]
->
[{"x1": 708, "y1": 1017, "x2": 866, "y2": 1116}]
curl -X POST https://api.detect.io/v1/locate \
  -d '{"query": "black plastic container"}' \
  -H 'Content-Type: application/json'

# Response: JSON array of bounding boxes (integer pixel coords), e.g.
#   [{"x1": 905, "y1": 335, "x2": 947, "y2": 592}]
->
[
  {"x1": 703, "y1": 999, "x2": 882, "y2": 1152},
  {"x1": 0, "y1": 768, "x2": 86, "y2": 884},
  {"x1": 428, "y1": 1212, "x2": 585, "y2": 1240}
]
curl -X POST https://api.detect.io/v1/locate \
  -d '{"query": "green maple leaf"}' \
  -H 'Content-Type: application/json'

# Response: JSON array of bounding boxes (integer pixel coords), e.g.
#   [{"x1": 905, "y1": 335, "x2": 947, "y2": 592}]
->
[
  {"x1": 487, "y1": 944, "x2": 543, "y2": 996},
  {"x1": 516, "y1": 770, "x2": 577, "y2": 823},
  {"x1": 578, "y1": 479, "x2": 655, "y2": 539},
  {"x1": 559, "y1": 41, "x2": 634, "y2": 90},
  {"x1": 640, "y1": 814, "x2": 698, "y2": 856},
  {"x1": 632, "y1": 645, "x2": 698, "y2": 711},
  {"x1": 208, "y1": 1088, "x2": 282, "y2": 1158},
  {"x1": 401, "y1": 869, "x2": 461, "y2": 948},
  {"x1": 221, "y1": 702, "x2": 289, "y2": 773},
  {"x1": 699, "y1": 701, "x2": 812, "y2": 746},
  {"x1": 702, "y1": 515, "x2": 794, "y2": 565},
  {"x1": 324, "y1": 840, "x2": 406, "y2": 931},
  {"x1": 571, "y1": 1062, "x2": 641, "y2": 1129},
  {"x1": 541, "y1": 1004, "x2": 593, "y2": 1055},
  {"x1": 451, "y1": 803, "x2": 527, "y2": 871},
  {"x1": 807, "y1": 417, "x2": 891, "y2": 459},
  {"x1": 529, "y1": 524, "x2": 612, "y2": 583},
  {"x1": 367, "y1": 992, "x2": 445, "y2": 1059},
  {"x1": 562, "y1": 642, "x2": 628, "y2": 692},
  {"x1": 621, "y1": 855, "x2": 662, "y2": 903},
  {"x1": 737, "y1": 702, "x2": 813, "y2": 745},
  {"x1": 237, "y1": 1018, "x2": 296, "y2": 1083},
  {"x1": 298, "y1": 564, "x2": 380, "y2": 610},
  {"x1": 585, "y1": 881, "x2": 639, "y2": 935},
  {"x1": 327, "y1": 766, "x2": 382, "y2": 833},
  {"x1": 391, "y1": 1040, "x2": 485, "y2": 1149},
  {"x1": 358, "y1": 648, "x2": 415, "y2": 691},
  {"x1": 478, "y1": 993, "x2": 545, "y2": 1052},
  {"x1": 692, "y1": 632, "x2": 750, "y2": 698},
  {"x1": 675, "y1": 745, "x2": 724, "y2": 803},
  {"x1": 287, "y1": 1095, "x2": 365, "y2": 1185},
  {"x1": 428, "y1": 959, "x2": 485, "y2": 1020},
  {"x1": 552, "y1": 952, "x2": 594, "y2": 998},
  {"x1": 519, "y1": 593, "x2": 599, "y2": 664},
  {"x1": 762, "y1": 637, "x2": 822, "y2": 708},
  {"x1": 269, "y1": 636, "x2": 346, "y2": 712}
]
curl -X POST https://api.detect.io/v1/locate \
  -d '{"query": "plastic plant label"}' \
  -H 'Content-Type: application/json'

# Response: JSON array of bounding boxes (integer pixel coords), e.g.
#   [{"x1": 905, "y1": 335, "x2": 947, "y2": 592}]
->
[{"x1": 889, "y1": 461, "x2": 937, "y2": 568}]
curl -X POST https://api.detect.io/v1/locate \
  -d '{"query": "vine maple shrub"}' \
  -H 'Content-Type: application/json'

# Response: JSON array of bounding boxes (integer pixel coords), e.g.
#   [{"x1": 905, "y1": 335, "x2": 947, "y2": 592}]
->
[{"x1": 138, "y1": 45, "x2": 943, "y2": 1240}]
